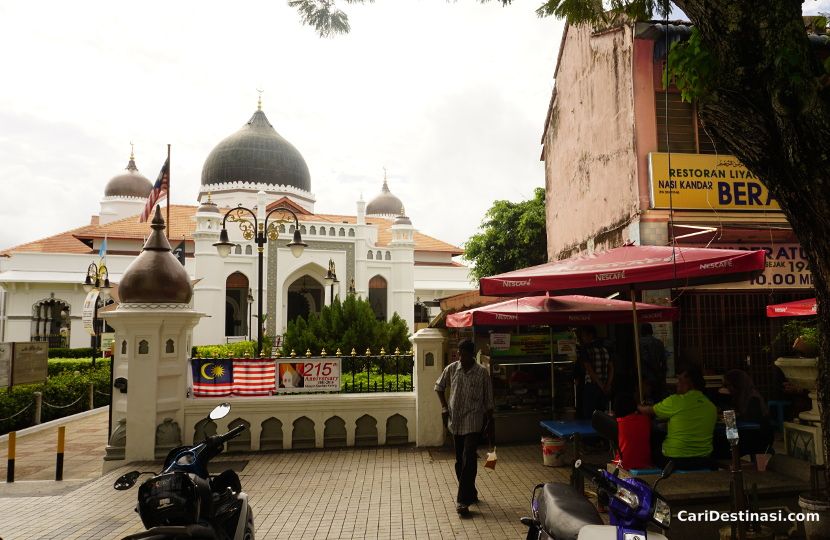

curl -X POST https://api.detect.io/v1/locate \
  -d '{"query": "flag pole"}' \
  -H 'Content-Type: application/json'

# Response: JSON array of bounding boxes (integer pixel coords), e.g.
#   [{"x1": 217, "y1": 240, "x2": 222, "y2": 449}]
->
[{"x1": 166, "y1": 144, "x2": 171, "y2": 240}]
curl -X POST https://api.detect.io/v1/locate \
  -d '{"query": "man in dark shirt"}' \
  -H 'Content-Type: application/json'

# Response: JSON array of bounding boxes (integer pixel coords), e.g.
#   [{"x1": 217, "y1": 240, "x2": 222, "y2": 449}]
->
[
  {"x1": 640, "y1": 323, "x2": 667, "y2": 402},
  {"x1": 578, "y1": 326, "x2": 614, "y2": 418}
]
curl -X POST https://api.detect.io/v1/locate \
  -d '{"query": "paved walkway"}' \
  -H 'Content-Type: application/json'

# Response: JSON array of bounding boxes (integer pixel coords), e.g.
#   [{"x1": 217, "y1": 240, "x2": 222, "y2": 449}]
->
[
  {"x1": 0, "y1": 408, "x2": 109, "y2": 482},
  {"x1": 0, "y1": 443, "x2": 571, "y2": 539}
]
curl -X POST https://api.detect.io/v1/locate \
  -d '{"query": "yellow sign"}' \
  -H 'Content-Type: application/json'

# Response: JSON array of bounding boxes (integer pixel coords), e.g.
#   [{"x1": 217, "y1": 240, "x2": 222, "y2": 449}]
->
[{"x1": 649, "y1": 153, "x2": 781, "y2": 211}]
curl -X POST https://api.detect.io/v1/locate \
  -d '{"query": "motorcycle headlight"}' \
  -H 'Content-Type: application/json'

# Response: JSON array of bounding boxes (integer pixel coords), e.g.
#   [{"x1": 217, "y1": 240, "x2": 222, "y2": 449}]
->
[
  {"x1": 615, "y1": 486, "x2": 640, "y2": 509},
  {"x1": 652, "y1": 496, "x2": 671, "y2": 528}
]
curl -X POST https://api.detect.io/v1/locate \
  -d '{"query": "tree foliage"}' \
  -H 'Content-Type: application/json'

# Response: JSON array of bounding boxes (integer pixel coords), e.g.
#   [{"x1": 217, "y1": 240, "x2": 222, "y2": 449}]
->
[
  {"x1": 463, "y1": 187, "x2": 547, "y2": 280},
  {"x1": 282, "y1": 294, "x2": 411, "y2": 355}
]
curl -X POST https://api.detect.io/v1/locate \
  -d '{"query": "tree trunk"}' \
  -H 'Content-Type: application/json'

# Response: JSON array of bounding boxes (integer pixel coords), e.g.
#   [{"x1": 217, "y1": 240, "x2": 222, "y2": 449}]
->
[{"x1": 673, "y1": 0, "x2": 830, "y2": 483}]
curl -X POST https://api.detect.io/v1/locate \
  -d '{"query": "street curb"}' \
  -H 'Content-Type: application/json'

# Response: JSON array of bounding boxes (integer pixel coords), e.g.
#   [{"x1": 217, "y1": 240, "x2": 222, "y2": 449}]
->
[{"x1": 0, "y1": 406, "x2": 108, "y2": 443}]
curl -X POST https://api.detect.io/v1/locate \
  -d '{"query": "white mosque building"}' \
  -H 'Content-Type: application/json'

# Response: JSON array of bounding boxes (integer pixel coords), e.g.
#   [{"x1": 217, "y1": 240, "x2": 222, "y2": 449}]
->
[{"x1": 0, "y1": 104, "x2": 474, "y2": 350}]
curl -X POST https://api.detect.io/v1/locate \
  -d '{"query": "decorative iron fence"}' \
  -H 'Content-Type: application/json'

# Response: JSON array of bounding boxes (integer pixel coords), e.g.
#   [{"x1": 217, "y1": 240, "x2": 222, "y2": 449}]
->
[{"x1": 190, "y1": 347, "x2": 414, "y2": 397}]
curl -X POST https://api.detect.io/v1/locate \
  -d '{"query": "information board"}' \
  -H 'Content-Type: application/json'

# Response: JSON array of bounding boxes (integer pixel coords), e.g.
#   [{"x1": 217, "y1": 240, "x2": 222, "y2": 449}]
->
[
  {"x1": 0, "y1": 342, "x2": 11, "y2": 388},
  {"x1": 689, "y1": 243, "x2": 812, "y2": 290},
  {"x1": 82, "y1": 290, "x2": 99, "y2": 336},
  {"x1": 11, "y1": 342, "x2": 48, "y2": 386},
  {"x1": 276, "y1": 358, "x2": 341, "y2": 393},
  {"x1": 490, "y1": 334, "x2": 551, "y2": 357}
]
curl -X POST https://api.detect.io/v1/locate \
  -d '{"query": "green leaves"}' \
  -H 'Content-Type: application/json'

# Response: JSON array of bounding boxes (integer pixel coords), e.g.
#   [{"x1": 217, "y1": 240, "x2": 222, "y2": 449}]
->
[
  {"x1": 287, "y1": 0, "x2": 374, "y2": 37},
  {"x1": 463, "y1": 187, "x2": 547, "y2": 280},
  {"x1": 665, "y1": 27, "x2": 716, "y2": 103},
  {"x1": 283, "y1": 295, "x2": 411, "y2": 355}
]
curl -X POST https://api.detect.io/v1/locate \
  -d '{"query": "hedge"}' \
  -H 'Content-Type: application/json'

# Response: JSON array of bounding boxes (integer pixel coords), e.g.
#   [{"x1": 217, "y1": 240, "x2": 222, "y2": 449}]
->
[
  {"x1": 48, "y1": 347, "x2": 94, "y2": 359},
  {"x1": 1, "y1": 363, "x2": 111, "y2": 435},
  {"x1": 192, "y1": 341, "x2": 257, "y2": 359},
  {"x1": 48, "y1": 357, "x2": 111, "y2": 377}
]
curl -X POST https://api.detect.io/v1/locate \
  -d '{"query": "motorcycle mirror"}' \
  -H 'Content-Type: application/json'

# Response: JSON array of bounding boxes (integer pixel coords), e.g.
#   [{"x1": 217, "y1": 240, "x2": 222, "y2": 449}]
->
[
  {"x1": 113, "y1": 471, "x2": 141, "y2": 490},
  {"x1": 660, "y1": 460, "x2": 675, "y2": 480},
  {"x1": 209, "y1": 402, "x2": 231, "y2": 420}
]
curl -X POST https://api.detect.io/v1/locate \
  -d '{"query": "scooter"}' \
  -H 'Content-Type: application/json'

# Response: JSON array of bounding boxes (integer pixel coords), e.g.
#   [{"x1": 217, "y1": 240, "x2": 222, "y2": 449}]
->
[
  {"x1": 113, "y1": 403, "x2": 254, "y2": 540},
  {"x1": 521, "y1": 411, "x2": 674, "y2": 540}
]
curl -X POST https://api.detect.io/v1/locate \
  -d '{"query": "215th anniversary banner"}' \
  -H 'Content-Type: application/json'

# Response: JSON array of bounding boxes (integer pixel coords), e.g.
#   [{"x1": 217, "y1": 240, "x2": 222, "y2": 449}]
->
[{"x1": 649, "y1": 153, "x2": 780, "y2": 211}]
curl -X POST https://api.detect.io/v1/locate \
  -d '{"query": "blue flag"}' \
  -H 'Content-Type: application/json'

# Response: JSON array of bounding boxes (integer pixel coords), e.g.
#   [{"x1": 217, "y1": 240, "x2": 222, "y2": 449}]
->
[
  {"x1": 98, "y1": 236, "x2": 107, "y2": 260},
  {"x1": 191, "y1": 358, "x2": 233, "y2": 397}
]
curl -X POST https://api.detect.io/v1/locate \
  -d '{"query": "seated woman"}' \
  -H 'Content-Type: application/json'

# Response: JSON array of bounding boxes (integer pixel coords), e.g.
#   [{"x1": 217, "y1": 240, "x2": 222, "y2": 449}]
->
[
  {"x1": 614, "y1": 393, "x2": 651, "y2": 469},
  {"x1": 720, "y1": 369, "x2": 774, "y2": 457},
  {"x1": 638, "y1": 366, "x2": 717, "y2": 470}
]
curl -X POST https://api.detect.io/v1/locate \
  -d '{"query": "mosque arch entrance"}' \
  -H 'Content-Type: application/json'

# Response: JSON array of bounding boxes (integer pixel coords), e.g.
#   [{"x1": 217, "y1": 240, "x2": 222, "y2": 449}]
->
[
  {"x1": 368, "y1": 275, "x2": 388, "y2": 321},
  {"x1": 224, "y1": 272, "x2": 249, "y2": 339},
  {"x1": 31, "y1": 297, "x2": 71, "y2": 347},
  {"x1": 286, "y1": 275, "x2": 323, "y2": 324}
]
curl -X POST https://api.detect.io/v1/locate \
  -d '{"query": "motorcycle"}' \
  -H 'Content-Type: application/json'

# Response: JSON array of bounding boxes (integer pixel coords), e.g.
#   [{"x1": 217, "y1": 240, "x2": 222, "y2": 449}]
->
[
  {"x1": 521, "y1": 411, "x2": 674, "y2": 540},
  {"x1": 113, "y1": 403, "x2": 254, "y2": 540}
]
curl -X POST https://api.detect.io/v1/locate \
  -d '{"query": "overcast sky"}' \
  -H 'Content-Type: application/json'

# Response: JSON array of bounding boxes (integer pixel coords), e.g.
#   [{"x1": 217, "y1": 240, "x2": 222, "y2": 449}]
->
[
  {"x1": 3, "y1": 1, "x2": 828, "y2": 255},
  {"x1": 0, "y1": 0, "x2": 563, "y2": 253}
]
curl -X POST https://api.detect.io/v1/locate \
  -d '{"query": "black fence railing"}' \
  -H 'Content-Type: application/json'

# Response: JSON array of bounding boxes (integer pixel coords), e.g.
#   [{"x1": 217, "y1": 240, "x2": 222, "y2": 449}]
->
[{"x1": 338, "y1": 352, "x2": 414, "y2": 393}]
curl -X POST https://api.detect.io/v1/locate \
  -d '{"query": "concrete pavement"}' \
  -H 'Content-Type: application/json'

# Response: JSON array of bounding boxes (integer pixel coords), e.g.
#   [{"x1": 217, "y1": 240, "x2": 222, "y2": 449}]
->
[{"x1": 0, "y1": 408, "x2": 572, "y2": 539}]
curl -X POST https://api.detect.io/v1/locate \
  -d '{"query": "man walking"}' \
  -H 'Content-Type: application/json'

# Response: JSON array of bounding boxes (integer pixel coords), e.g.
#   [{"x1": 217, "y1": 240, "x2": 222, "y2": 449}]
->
[{"x1": 436, "y1": 339, "x2": 494, "y2": 515}]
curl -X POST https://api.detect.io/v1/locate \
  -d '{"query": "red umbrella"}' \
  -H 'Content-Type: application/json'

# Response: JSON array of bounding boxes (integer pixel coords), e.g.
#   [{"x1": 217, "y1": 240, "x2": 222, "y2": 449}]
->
[
  {"x1": 478, "y1": 245, "x2": 765, "y2": 402},
  {"x1": 479, "y1": 244, "x2": 765, "y2": 296},
  {"x1": 446, "y1": 295, "x2": 679, "y2": 328},
  {"x1": 766, "y1": 298, "x2": 817, "y2": 318}
]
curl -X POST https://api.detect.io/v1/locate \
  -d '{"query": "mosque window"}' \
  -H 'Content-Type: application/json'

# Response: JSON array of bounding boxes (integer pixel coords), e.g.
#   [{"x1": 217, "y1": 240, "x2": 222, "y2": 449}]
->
[
  {"x1": 368, "y1": 275, "x2": 388, "y2": 321},
  {"x1": 138, "y1": 340, "x2": 149, "y2": 355},
  {"x1": 301, "y1": 225, "x2": 307, "y2": 234},
  {"x1": 320, "y1": 227, "x2": 326, "y2": 236},
  {"x1": 348, "y1": 229, "x2": 355, "y2": 237},
  {"x1": 245, "y1": 245, "x2": 253, "y2": 255},
  {"x1": 339, "y1": 228, "x2": 345, "y2": 237},
  {"x1": 310, "y1": 226, "x2": 316, "y2": 235},
  {"x1": 290, "y1": 225, "x2": 296, "y2": 233},
  {"x1": 121, "y1": 340, "x2": 127, "y2": 355},
  {"x1": 376, "y1": 251, "x2": 382, "y2": 260},
  {"x1": 279, "y1": 224, "x2": 286, "y2": 233},
  {"x1": 234, "y1": 245, "x2": 242, "y2": 255},
  {"x1": 166, "y1": 339, "x2": 175, "y2": 354},
  {"x1": 329, "y1": 227, "x2": 336, "y2": 236},
  {"x1": 385, "y1": 251, "x2": 391, "y2": 260},
  {"x1": 367, "y1": 251, "x2": 374, "y2": 260}
]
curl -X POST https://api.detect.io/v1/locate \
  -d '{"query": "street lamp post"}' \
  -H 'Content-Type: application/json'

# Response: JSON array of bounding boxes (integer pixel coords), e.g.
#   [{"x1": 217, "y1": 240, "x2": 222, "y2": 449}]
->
[
  {"x1": 214, "y1": 205, "x2": 306, "y2": 357},
  {"x1": 324, "y1": 259, "x2": 339, "y2": 305},
  {"x1": 82, "y1": 262, "x2": 112, "y2": 434},
  {"x1": 247, "y1": 288, "x2": 254, "y2": 341}
]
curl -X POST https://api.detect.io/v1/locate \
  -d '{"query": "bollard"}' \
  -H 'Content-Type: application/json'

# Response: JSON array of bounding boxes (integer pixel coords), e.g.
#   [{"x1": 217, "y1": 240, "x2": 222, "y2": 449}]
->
[
  {"x1": 55, "y1": 426, "x2": 65, "y2": 481},
  {"x1": 88, "y1": 382, "x2": 94, "y2": 410},
  {"x1": 6, "y1": 431, "x2": 15, "y2": 483},
  {"x1": 33, "y1": 391, "x2": 42, "y2": 425}
]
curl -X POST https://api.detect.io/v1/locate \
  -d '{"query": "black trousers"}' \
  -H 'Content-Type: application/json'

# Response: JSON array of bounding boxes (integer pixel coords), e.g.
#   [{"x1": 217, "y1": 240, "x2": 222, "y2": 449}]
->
[{"x1": 453, "y1": 433, "x2": 479, "y2": 504}]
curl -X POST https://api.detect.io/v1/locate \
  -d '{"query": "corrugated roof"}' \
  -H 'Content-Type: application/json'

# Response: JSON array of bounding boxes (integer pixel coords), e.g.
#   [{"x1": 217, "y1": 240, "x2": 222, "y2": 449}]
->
[{"x1": 1, "y1": 205, "x2": 463, "y2": 255}]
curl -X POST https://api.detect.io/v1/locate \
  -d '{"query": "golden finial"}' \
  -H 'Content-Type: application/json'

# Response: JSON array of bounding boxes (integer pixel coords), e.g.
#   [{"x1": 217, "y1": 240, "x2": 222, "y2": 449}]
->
[
  {"x1": 244, "y1": 352, "x2": 251, "y2": 358},
  {"x1": 305, "y1": 348, "x2": 312, "y2": 358},
  {"x1": 227, "y1": 351, "x2": 233, "y2": 358},
  {"x1": 321, "y1": 348, "x2": 327, "y2": 357},
  {"x1": 129, "y1": 141, "x2": 135, "y2": 160},
  {"x1": 256, "y1": 88, "x2": 263, "y2": 111},
  {"x1": 351, "y1": 348, "x2": 357, "y2": 357},
  {"x1": 260, "y1": 350, "x2": 266, "y2": 358},
  {"x1": 380, "y1": 347, "x2": 386, "y2": 355},
  {"x1": 207, "y1": 191, "x2": 213, "y2": 203},
  {"x1": 335, "y1": 348, "x2": 342, "y2": 357},
  {"x1": 383, "y1": 166, "x2": 387, "y2": 181},
  {"x1": 290, "y1": 349, "x2": 297, "y2": 358},
  {"x1": 394, "y1": 347, "x2": 401, "y2": 355},
  {"x1": 365, "y1": 347, "x2": 372, "y2": 356},
  {"x1": 407, "y1": 348, "x2": 413, "y2": 355}
]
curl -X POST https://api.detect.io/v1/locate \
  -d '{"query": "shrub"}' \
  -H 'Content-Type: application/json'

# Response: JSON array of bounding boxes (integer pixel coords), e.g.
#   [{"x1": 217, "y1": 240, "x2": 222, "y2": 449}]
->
[
  {"x1": 283, "y1": 295, "x2": 411, "y2": 356},
  {"x1": 48, "y1": 347, "x2": 94, "y2": 359},
  {"x1": 48, "y1": 357, "x2": 111, "y2": 376},
  {"x1": 0, "y1": 364, "x2": 111, "y2": 435},
  {"x1": 193, "y1": 341, "x2": 257, "y2": 359}
]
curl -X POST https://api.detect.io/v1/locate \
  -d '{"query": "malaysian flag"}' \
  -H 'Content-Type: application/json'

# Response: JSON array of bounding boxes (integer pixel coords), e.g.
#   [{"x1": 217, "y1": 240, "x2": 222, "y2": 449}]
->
[
  {"x1": 233, "y1": 358, "x2": 276, "y2": 396},
  {"x1": 191, "y1": 358, "x2": 233, "y2": 397},
  {"x1": 139, "y1": 157, "x2": 170, "y2": 222}
]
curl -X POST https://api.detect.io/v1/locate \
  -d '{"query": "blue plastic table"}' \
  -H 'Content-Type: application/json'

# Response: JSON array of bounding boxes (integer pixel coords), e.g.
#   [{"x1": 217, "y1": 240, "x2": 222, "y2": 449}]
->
[{"x1": 540, "y1": 420, "x2": 600, "y2": 493}]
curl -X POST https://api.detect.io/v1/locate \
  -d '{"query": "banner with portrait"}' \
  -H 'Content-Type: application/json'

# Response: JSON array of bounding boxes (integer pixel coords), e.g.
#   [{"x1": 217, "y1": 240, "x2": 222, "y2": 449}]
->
[{"x1": 276, "y1": 358, "x2": 341, "y2": 393}]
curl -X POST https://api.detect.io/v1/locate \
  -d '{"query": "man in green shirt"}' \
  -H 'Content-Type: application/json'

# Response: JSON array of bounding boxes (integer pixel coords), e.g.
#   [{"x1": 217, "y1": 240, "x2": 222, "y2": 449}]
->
[{"x1": 638, "y1": 366, "x2": 717, "y2": 470}]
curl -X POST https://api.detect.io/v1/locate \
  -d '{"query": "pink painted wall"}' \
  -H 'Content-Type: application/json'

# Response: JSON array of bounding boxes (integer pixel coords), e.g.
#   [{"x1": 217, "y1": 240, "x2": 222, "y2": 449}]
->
[
  {"x1": 542, "y1": 23, "x2": 641, "y2": 259},
  {"x1": 632, "y1": 37, "x2": 659, "y2": 211}
]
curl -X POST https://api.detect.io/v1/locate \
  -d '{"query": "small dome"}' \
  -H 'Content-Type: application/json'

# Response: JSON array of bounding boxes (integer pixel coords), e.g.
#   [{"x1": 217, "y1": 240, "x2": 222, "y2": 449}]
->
[
  {"x1": 197, "y1": 194, "x2": 220, "y2": 214},
  {"x1": 201, "y1": 107, "x2": 311, "y2": 191},
  {"x1": 104, "y1": 155, "x2": 153, "y2": 198},
  {"x1": 118, "y1": 206, "x2": 193, "y2": 304},
  {"x1": 366, "y1": 179, "x2": 404, "y2": 217}
]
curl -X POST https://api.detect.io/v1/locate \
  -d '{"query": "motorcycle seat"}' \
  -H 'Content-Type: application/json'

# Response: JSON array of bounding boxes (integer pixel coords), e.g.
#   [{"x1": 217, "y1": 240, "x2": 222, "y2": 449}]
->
[{"x1": 535, "y1": 483, "x2": 602, "y2": 540}]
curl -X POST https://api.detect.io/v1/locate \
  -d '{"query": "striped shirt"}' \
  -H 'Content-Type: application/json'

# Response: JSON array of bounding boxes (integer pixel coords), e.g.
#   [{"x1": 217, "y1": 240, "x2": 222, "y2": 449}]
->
[{"x1": 435, "y1": 361, "x2": 494, "y2": 436}]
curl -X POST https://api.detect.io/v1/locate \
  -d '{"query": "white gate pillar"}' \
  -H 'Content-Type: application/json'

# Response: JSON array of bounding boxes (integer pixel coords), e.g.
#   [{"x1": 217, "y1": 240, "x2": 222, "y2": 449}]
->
[{"x1": 412, "y1": 327, "x2": 447, "y2": 446}]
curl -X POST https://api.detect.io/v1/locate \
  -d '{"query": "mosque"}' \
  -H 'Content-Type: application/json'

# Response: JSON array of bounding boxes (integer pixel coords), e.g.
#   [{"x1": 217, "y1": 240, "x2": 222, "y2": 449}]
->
[{"x1": 0, "y1": 103, "x2": 474, "y2": 350}]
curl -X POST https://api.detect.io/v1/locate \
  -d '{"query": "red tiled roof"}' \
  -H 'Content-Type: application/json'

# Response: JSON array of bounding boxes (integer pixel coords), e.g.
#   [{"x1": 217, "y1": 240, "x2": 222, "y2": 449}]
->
[{"x1": 1, "y1": 205, "x2": 463, "y2": 255}]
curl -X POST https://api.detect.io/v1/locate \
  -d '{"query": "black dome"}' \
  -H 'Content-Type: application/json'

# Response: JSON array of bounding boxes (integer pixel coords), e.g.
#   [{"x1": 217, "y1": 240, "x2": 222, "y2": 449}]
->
[
  {"x1": 201, "y1": 109, "x2": 311, "y2": 191},
  {"x1": 104, "y1": 157, "x2": 153, "y2": 198}
]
